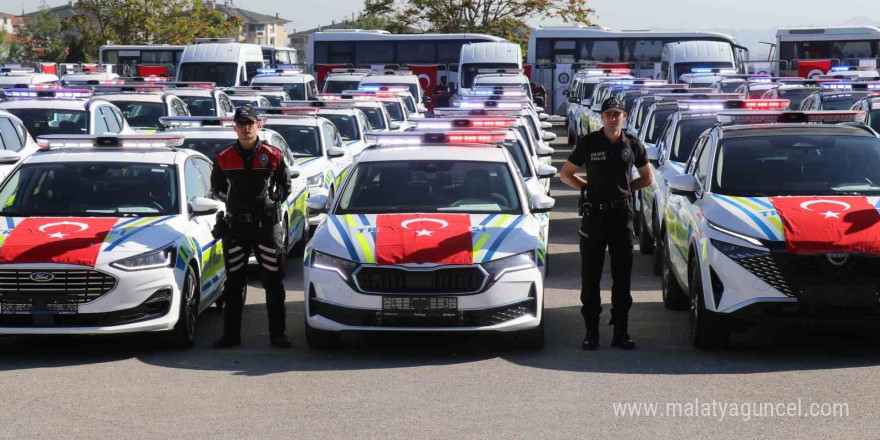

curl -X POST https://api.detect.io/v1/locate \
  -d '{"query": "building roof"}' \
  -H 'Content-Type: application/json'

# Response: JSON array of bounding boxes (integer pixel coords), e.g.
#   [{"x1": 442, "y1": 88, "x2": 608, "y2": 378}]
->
[{"x1": 209, "y1": 4, "x2": 290, "y2": 25}]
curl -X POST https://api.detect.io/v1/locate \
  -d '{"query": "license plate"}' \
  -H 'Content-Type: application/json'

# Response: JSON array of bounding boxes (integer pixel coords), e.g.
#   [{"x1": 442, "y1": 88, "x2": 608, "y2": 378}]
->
[
  {"x1": 799, "y1": 285, "x2": 879, "y2": 306},
  {"x1": 0, "y1": 302, "x2": 78, "y2": 315},
  {"x1": 381, "y1": 296, "x2": 458, "y2": 315}
]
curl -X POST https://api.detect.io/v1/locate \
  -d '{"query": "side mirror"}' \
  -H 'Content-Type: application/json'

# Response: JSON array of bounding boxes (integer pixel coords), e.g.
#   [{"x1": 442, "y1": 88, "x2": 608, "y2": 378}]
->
[
  {"x1": 668, "y1": 174, "x2": 698, "y2": 196},
  {"x1": 536, "y1": 163, "x2": 557, "y2": 179},
  {"x1": 646, "y1": 145, "x2": 660, "y2": 161},
  {"x1": 190, "y1": 196, "x2": 223, "y2": 216},
  {"x1": 581, "y1": 99, "x2": 591, "y2": 107},
  {"x1": 535, "y1": 106, "x2": 545, "y2": 113},
  {"x1": 568, "y1": 97, "x2": 579, "y2": 103},
  {"x1": 327, "y1": 146, "x2": 346, "y2": 158},
  {"x1": 417, "y1": 104, "x2": 428, "y2": 113},
  {"x1": 305, "y1": 194, "x2": 329, "y2": 214},
  {"x1": 542, "y1": 131, "x2": 557, "y2": 142},
  {"x1": 423, "y1": 96, "x2": 432, "y2": 103},
  {"x1": 289, "y1": 163, "x2": 302, "y2": 179},
  {"x1": 0, "y1": 150, "x2": 21, "y2": 165},
  {"x1": 389, "y1": 121, "x2": 401, "y2": 131},
  {"x1": 538, "y1": 112, "x2": 549, "y2": 121},
  {"x1": 541, "y1": 121, "x2": 552, "y2": 129},
  {"x1": 535, "y1": 142, "x2": 554, "y2": 157},
  {"x1": 563, "y1": 90, "x2": 570, "y2": 97},
  {"x1": 530, "y1": 193, "x2": 555, "y2": 213}
]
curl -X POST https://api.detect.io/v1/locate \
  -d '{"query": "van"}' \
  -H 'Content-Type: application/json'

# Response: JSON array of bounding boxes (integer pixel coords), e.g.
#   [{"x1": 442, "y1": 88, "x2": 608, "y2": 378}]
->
[
  {"x1": 177, "y1": 39, "x2": 265, "y2": 88},
  {"x1": 660, "y1": 41, "x2": 737, "y2": 84},
  {"x1": 457, "y1": 42, "x2": 522, "y2": 95}
]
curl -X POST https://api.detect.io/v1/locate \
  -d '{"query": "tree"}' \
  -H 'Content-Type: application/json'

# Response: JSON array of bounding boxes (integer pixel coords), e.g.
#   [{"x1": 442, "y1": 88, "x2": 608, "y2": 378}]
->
[
  {"x1": 19, "y1": 4, "x2": 68, "y2": 62},
  {"x1": 362, "y1": 0, "x2": 595, "y2": 45}
]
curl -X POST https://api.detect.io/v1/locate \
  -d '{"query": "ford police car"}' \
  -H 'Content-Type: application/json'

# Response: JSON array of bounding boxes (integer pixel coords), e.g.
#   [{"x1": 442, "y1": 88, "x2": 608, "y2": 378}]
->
[{"x1": 302, "y1": 131, "x2": 554, "y2": 349}]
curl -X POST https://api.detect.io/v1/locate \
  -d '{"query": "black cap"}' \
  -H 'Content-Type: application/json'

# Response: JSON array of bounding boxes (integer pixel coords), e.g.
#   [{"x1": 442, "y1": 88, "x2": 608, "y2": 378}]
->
[
  {"x1": 233, "y1": 105, "x2": 258, "y2": 122},
  {"x1": 601, "y1": 97, "x2": 626, "y2": 114}
]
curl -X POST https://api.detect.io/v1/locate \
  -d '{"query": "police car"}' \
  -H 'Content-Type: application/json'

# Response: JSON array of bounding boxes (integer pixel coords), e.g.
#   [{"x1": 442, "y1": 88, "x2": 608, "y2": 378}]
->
[
  {"x1": 661, "y1": 110, "x2": 880, "y2": 348},
  {"x1": 92, "y1": 85, "x2": 191, "y2": 133},
  {"x1": 677, "y1": 68, "x2": 740, "y2": 88},
  {"x1": 161, "y1": 82, "x2": 236, "y2": 117},
  {"x1": 319, "y1": 94, "x2": 399, "y2": 132},
  {"x1": 472, "y1": 70, "x2": 533, "y2": 101},
  {"x1": 851, "y1": 95, "x2": 880, "y2": 133},
  {"x1": 59, "y1": 68, "x2": 120, "y2": 88},
  {"x1": 0, "y1": 67, "x2": 60, "y2": 89},
  {"x1": 251, "y1": 68, "x2": 318, "y2": 101},
  {"x1": 159, "y1": 116, "x2": 310, "y2": 258},
  {"x1": 0, "y1": 134, "x2": 227, "y2": 347},
  {"x1": 276, "y1": 101, "x2": 372, "y2": 157},
  {"x1": 0, "y1": 110, "x2": 38, "y2": 181},
  {"x1": 565, "y1": 68, "x2": 634, "y2": 145},
  {"x1": 760, "y1": 79, "x2": 827, "y2": 109},
  {"x1": 585, "y1": 79, "x2": 671, "y2": 135},
  {"x1": 302, "y1": 131, "x2": 554, "y2": 348},
  {"x1": 815, "y1": 66, "x2": 880, "y2": 81},
  {"x1": 798, "y1": 82, "x2": 877, "y2": 111},
  {"x1": 322, "y1": 68, "x2": 370, "y2": 94},
  {"x1": 0, "y1": 88, "x2": 135, "y2": 137},
  {"x1": 225, "y1": 86, "x2": 289, "y2": 107},
  {"x1": 359, "y1": 69, "x2": 427, "y2": 112},
  {"x1": 638, "y1": 99, "x2": 790, "y2": 279}
]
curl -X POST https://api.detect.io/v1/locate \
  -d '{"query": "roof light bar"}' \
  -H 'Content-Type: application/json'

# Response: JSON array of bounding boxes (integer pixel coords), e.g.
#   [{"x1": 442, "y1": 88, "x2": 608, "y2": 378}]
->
[
  {"x1": 690, "y1": 68, "x2": 739, "y2": 74},
  {"x1": 37, "y1": 134, "x2": 185, "y2": 149},
  {"x1": 579, "y1": 68, "x2": 631, "y2": 76},
  {"x1": 411, "y1": 117, "x2": 518, "y2": 130},
  {"x1": 655, "y1": 92, "x2": 744, "y2": 101},
  {"x1": 92, "y1": 84, "x2": 166, "y2": 93},
  {"x1": 119, "y1": 76, "x2": 168, "y2": 83},
  {"x1": 678, "y1": 99, "x2": 790, "y2": 111},
  {"x1": 365, "y1": 131, "x2": 508, "y2": 146},
  {"x1": 330, "y1": 68, "x2": 371, "y2": 74},
  {"x1": 256, "y1": 68, "x2": 303, "y2": 75},
  {"x1": 159, "y1": 116, "x2": 238, "y2": 128},
  {"x1": 432, "y1": 107, "x2": 522, "y2": 117},
  {"x1": 358, "y1": 85, "x2": 410, "y2": 93},
  {"x1": 717, "y1": 110, "x2": 867, "y2": 125},
  {"x1": 254, "y1": 106, "x2": 319, "y2": 116},
  {"x1": 476, "y1": 68, "x2": 525, "y2": 75},
  {"x1": 159, "y1": 81, "x2": 216, "y2": 89},
  {"x1": 3, "y1": 88, "x2": 93, "y2": 98}
]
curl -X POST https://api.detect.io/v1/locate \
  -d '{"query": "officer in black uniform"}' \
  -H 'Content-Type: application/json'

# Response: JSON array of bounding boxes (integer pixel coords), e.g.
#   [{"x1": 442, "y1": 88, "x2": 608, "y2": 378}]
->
[
  {"x1": 211, "y1": 106, "x2": 293, "y2": 349},
  {"x1": 560, "y1": 97, "x2": 653, "y2": 350}
]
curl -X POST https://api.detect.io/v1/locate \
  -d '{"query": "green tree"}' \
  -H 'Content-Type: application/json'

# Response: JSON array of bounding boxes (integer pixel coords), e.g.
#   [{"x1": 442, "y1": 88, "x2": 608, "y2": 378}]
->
[
  {"x1": 20, "y1": 5, "x2": 67, "y2": 62},
  {"x1": 362, "y1": 0, "x2": 595, "y2": 46}
]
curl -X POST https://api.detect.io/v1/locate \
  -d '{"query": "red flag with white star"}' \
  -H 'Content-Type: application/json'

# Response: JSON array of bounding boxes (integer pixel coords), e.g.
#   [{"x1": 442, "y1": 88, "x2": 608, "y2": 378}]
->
[
  {"x1": 375, "y1": 214, "x2": 473, "y2": 265},
  {"x1": 0, "y1": 218, "x2": 118, "y2": 267},
  {"x1": 770, "y1": 197, "x2": 880, "y2": 254}
]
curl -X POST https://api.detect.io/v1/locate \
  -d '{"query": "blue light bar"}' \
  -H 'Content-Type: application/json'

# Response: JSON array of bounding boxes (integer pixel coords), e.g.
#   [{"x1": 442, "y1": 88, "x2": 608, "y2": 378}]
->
[
  {"x1": 820, "y1": 82, "x2": 852, "y2": 90},
  {"x1": 3, "y1": 88, "x2": 92, "y2": 98},
  {"x1": 831, "y1": 66, "x2": 854, "y2": 72}
]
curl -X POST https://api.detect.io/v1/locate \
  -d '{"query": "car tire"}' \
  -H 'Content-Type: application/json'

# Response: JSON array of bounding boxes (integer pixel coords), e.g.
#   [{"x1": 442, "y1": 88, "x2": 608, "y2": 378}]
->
[
  {"x1": 169, "y1": 267, "x2": 199, "y2": 348},
  {"x1": 689, "y1": 261, "x2": 730, "y2": 349},
  {"x1": 305, "y1": 315, "x2": 340, "y2": 349},
  {"x1": 515, "y1": 299, "x2": 545, "y2": 349},
  {"x1": 638, "y1": 216, "x2": 653, "y2": 254},
  {"x1": 661, "y1": 232, "x2": 689, "y2": 311}
]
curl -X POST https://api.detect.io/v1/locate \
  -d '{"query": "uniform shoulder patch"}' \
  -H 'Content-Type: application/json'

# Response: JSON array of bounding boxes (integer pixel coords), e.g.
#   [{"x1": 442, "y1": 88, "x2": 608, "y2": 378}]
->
[{"x1": 260, "y1": 144, "x2": 283, "y2": 157}]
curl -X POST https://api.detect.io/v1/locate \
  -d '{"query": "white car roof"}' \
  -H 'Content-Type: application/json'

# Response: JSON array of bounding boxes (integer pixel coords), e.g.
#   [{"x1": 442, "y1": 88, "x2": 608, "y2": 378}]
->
[
  {"x1": 361, "y1": 76, "x2": 418, "y2": 85},
  {"x1": 317, "y1": 108, "x2": 359, "y2": 116},
  {"x1": 96, "y1": 93, "x2": 168, "y2": 103},
  {"x1": 0, "y1": 98, "x2": 101, "y2": 111},
  {"x1": 0, "y1": 74, "x2": 59, "y2": 85},
  {"x1": 24, "y1": 148, "x2": 182, "y2": 165},
  {"x1": 261, "y1": 116, "x2": 324, "y2": 127},
  {"x1": 359, "y1": 145, "x2": 507, "y2": 163},
  {"x1": 326, "y1": 74, "x2": 366, "y2": 82},
  {"x1": 252, "y1": 73, "x2": 314, "y2": 84},
  {"x1": 61, "y1": 72, "x2": 119, "y2": 82},
  {"x1": 164, "y1": 89, "x2": 214, "y2": 98},
  {"x1": 474, "y1": 74, "x2": 529, "y2": 85}
]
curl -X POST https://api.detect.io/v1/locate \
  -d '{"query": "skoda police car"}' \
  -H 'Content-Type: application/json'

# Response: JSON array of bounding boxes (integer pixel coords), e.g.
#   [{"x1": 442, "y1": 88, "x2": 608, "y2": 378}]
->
[
  {"x1": 251, "y1": 68, "x2": 319, "y2": 101},
  {"x1": 0, "y1": 134, "x2": 227, "y2": 348},
  {"x1": 661, "y1": 110, "x2": 880, "y2": 348},
  {"x1": 319, "y1": 94, "x2": 399, "y2": 132},
  {"x1": 161, "y1": 82, "x2": 237, "y2": 117},
  {"x1": 798, "y1": 82, "x2": 876, "y2": 111},
  {"x1": 302, "y1": 130, "x2": 554, "y2": 348},
  {"x1": 278, "y1": 101, "x2": 372, "y2": 157},
  {"x1": 0, "y1": 88, "x2": 135, "y2": 137},
  {"x1": 92, "y1": 84, "x2": 191, "y2": 133}
]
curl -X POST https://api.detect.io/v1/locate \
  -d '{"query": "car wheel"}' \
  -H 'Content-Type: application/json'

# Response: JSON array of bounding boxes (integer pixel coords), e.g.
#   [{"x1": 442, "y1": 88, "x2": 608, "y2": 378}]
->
[
  {"x1": 689, "y1": 261, "x2": 730, "y2": 349},
  {"x1": 661, "y1": 232, "x2": 688, "y2": 310},
  {"x1": 305, "y1": 315, "x2": 340, "y2": 349},
  {"x1": 169, "y1": 267, "x2": 199, "y2": 348},
  {"x1": 638, "y1": 215, "x2": 653, "y2": 254},
  {"x1": 514, "y1": 298, "x2": 545, "y2": 349}
]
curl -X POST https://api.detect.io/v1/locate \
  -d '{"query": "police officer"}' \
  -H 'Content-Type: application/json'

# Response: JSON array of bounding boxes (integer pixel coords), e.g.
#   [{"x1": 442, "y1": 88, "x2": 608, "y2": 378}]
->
[
  {"x1": 211, "y1": 106, "x2": 293, "y2": 349},
  {"x1": 559, "y1": 97, "x2": 653, "y2": 350}
]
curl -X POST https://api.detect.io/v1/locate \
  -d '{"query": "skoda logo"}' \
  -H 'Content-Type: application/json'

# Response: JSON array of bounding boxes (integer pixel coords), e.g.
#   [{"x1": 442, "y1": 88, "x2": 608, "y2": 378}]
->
[
  {"x1": 826, "y1": 252, "x2": 849, "y2": 266},
  {"x1": 30, "y1": 272, "x2": 55, "y2": 282}
]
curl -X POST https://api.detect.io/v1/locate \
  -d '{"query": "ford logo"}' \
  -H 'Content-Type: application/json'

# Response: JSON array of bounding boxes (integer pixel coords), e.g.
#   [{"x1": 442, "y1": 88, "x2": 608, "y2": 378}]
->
[{"x1": 29, "y1": 272, "x2": 54, "y2": 282}]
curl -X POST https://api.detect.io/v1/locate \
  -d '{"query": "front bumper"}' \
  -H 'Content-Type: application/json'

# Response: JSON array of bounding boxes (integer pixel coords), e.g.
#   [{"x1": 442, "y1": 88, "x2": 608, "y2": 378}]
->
[{"x1": 304, "y1": 265, "x2": 543, "y2": 332}]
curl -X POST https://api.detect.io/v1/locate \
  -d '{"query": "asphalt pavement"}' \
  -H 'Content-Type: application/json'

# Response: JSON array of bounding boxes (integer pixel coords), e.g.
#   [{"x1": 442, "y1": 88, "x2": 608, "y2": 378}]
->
[{"x1": 1, "y1": 127, "x2": 879, "y2": 439}]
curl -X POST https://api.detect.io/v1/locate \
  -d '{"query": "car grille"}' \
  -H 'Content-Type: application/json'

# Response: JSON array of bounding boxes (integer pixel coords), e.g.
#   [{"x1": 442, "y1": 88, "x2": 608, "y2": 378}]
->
[
  {"x1": 0, "y1": 269, "x2": 117, "y2": 304},
  {"x1": 355, "y1": 267, "x2": 486, "y2": 294},
  {"x1": 737, "y1": 253, "x2": 880, "y2": 299}
]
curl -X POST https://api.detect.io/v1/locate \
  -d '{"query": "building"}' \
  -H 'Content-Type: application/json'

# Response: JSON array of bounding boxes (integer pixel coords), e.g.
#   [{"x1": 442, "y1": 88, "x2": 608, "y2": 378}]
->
[
  {"x1": 204, "y1": 1, "x2": 290, "y2": 46},
  {"x1": 0, "y1": 13, "x2": 15, "y2": 39}
]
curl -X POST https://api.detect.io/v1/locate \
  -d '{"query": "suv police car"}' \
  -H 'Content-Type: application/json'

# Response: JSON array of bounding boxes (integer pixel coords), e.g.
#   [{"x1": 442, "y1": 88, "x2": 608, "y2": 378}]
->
[
  {"x1": 162, "y1": 82, "x2": 236, "y2": 117},
  {"x1": 0, "y1": 88, "x2": 135, "y2": 137},
  {"x1": 251, "y1": 68, "x2": 318, "y2": 101},
  {"x1": 93, "y1": 84, "x2": 191, "y2": 133}
]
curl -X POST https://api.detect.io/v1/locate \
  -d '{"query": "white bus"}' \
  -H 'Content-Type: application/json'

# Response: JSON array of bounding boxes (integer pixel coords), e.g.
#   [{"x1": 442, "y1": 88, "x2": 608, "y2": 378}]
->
[
  {"x1": 306, "y1": 30, "x2": 505, "y2": 89},
  {"x1": 526, "y1": 26, "x2": 747, "y2": 114},
  {"x1": 457, "y1": 41, "x2": 523, "y2": 95},
  {"x1": 774, "y1": 26, "x2": 880, "y2": 77}
]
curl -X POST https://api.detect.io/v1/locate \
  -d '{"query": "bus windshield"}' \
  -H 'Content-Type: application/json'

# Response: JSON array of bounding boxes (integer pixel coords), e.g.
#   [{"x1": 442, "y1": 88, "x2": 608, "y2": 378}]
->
[
  {"x1": 460, "y1": 63, "x2": 520, "y2": 89},
  {"x1": 179, "y1": 63, "x2": 238, "y2": 88}
]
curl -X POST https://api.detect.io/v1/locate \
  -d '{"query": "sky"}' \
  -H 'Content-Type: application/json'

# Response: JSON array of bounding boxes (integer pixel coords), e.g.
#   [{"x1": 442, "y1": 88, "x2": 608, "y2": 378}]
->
[{"x1": 24, "y1": 0, "x2": 880, "y2": 55}]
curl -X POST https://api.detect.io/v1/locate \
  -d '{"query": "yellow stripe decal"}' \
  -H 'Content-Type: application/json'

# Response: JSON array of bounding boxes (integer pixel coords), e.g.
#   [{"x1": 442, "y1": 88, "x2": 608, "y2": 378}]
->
[
  {"x1": 344, "y1": 214, "x2": 357, "y2": 227},
  {"x1": 355, "y1": 233, "x2": 374, "y2": 263},
  {"x1": 472, "y1": 233, "x2": 490, "y2": 260},
  {"x1": 492, "y1": 214, "x2": 510, "y2": 228}
]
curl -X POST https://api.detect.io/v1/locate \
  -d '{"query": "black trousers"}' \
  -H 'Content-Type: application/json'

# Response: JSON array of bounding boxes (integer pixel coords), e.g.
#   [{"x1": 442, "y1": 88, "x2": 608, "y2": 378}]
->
[
  {"x1": 579, "y1": 204, "x2": 634, "y2": 329},
  {"x1": 221, "y1": 221, "x2": 286, "y2": 336}
]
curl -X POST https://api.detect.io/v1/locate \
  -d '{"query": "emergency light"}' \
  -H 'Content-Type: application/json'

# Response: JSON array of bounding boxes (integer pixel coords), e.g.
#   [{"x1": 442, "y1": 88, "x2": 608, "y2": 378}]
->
[
  {"x1": 458, "y1": 100, "x2": 524, "y2": 109},
  {"x1": 476, "y1": 68, "x2": 525, "y2": 75},
  {"x1": 831, "y1": 66, "x2": 857, "y2": 72},
  {"x1": 410, "y1": 118, "x2": 518, "y2": 130},
  {"x1": 579, "y1": 68, "x2": 631, "y2": 76},
  {"x1": 254, "y1": 107, "x2": 319, "y2": 117},
  {"x1": 330, "y1": 68, "x2": 371, "y2": 74},
  {"x1": 119, "y1": 76, "x2": 168, "y2": 83},
  {"x1": 256, "y1": 68, "x2": 303, "y2": 75},
  {"x1": 365, "y1": 131, "x2": 507, "y2": 146},
  {"x1": 37, "y1": 134, "x2": 185, "y2": 150},
  {"x1": 678, "y1": 99, "x2": 790, "y2": 111},
  {"x1": 225, "y1": 86, "x2": 286, "y2": 95},
  {"x1": 358, "y1": 85, "x2": 410, "y2": 93},
  {"x1": 158, "y1": 116, "x2": 238, "y2": 128},
  {"x1": 432, "y1": 107, "x2": 523, "y2": 117},
  {"x1": 470, "y1": 88, "x2": 529, "y2": 97},
  {"x1": 92, "y1": 85, "x2": 166, "y2": 93},
  {"x1": 0, "y1": 67, "x2": 35, "y2": 74},
  {"x1": 31, "y1": 83, "x2": 61, "y2": 90},
  {"x1": 716, "y1": 111, "x2": 867, "y2": 125},
  {"x1": 159, "y1": 82, "x2": 216, "y2": 89},
  {"x1": 655, "y1": 92, "x2": 744, "y2": 101},
  {"x1": 690, "y1": 68, "x2": 739, "y2": 74},
  {"x1": 3, "y1": 88, "x2": 92, "y2": 98}
]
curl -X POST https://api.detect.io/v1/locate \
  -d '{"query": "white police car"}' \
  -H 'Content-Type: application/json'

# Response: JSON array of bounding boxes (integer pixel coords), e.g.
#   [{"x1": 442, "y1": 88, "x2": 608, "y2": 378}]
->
[
  {"x1": 0, "y1": 110, "x2": 39, "y2": 181},
  {"x1": 661, "y1": 110, "x2": 880, "y2": 348},
  {"x1": 161, "y1": 82, "x2": 236, "y2": 118},
  {"x1": 93, "y1": 84, "x2": 191, "y2": 133},
  {"x1": 0, "y1": 88, "x2": 135, "y2": 136},
  {"x1": 0, "y1": 67, "x2": 59, "y2": 89},
  {"x1": 565, "y1": 68, "x2": 634, "y2": 144},
  {"x1": 851, "y1": 95, "x2": 880, "y2": 133},
  {"x1": 0, "y1": 134, "x2": 227, "y2": 347},
  {"x1": 322, "y1": 68, "x2": 370, "y2": 94},
  {"x1": 798, "y1": 82, "x2": 877, "y2": 111},
  {"x1": 251, "y1": 68, "x2": 318, "y2": 101},
  {"x1": 302, "y1": 131, "x2": 554, "y2": 348},
  {"x1": 59, "y1": 68, "x2": 120, "y2": 88},
  {"x1": 277, "y1": 102, "x2": 371, "y2": 157},
  {"x1": 318, "y1": 95, "x2": 399, "y2": 132},
  {"x1": 159, "y1": 116, "x2": 310, "y2": 257}
]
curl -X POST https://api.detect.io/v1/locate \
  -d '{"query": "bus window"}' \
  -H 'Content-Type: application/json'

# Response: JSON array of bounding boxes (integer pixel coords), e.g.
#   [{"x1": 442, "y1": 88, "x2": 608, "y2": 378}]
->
[
  {"x1": 103, "y1": 50, "x2": 119, "y2": 64},
  {"x1": 623, "y1": 39, "x2": 664, "y2": 62},
  {"x1": 438, "y1": 41, "x2": 466, "y2": 65},
  {"x1": 581, "y1": 40, "x2": 621, "y2": 62},
  {"x1": 535, "y1": 39, "x2": 552, "y2": 65},
  {"x1": 328, "y1": 41, "x2": 355, "y2": 64},
  {"x1": 553, "y1": 40, "x2": 577, "y2": 63},
  {"x1": 832, "y1": 41, "x2": 874, "y2": 59},
  {"x1": 397, "y1": 41, "x2": 436, "y2": 64},
  {"x1": 356, "y1": 42, "x2": 394, "y2": 64}
]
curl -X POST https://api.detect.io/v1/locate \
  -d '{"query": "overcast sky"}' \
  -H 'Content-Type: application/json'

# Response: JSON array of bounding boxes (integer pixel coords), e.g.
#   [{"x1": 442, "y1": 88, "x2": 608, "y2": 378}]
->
[{"x1": 26, "y1": 0, "x2": 880, "y2": 54}]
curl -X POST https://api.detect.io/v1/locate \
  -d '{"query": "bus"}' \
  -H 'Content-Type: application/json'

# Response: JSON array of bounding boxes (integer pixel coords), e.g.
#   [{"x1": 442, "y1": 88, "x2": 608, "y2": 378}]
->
[
  {"x1": 306, "y1": 30, "x2": 505, "y2": 91},
  {"x1": 774, "y1": 26, "x2": 880, "y2": 77},
  {"x1": 526, "y1": 26, "x2": 747, "y2": 114}
]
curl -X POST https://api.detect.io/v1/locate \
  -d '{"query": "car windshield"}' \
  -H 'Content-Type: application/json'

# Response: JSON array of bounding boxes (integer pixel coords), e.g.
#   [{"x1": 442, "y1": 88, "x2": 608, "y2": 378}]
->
[
  {"x1": 460, "y1": 63, "x2": 520, "y2": 89},
  {"x1": 401, "y1": 95, "x2": 416, "y2": 113},
  {"x1": 321, "y1": 114, "x2": 359, "y2": 141},
  {"x1": 264, "y1": 124, "x2": 321, "y2": 156},
  {"x1": 229, "y1": 96, "x2": 269, "y2": 108},
  {"x1": 111, "y1": 101, "x2": 166, "y2": 129},
  {"x1": 262, "y1": 94, "x2": 287, "y2": 106},
  {"x1": 821, "y1": 93, "x2": 867, "y2": 110},
  {"x1": 256, "y1": 82, "x2": 304, "y2": 100},
  {"x1": 0, "y1": 162, "x2": 179, "y2": 216},
  {"x1": 180, "y1": 138, "x2": 232, "y2": 159},
  {"x1": 358, "y1": 107, "x2": 386, "y2": 130},
  {"x1": 179, "y1": 63, "x2": 237, "y2": 88},
  {"x1": 337, "y1": 160, "x2": 521, "y2": 214},
  {"x1": 623, "y1": 95, "x2": 639, "y2": 114},
  {"x1": 646, "y1": 108, "x2": 675, "y2": 144},
  {"x1": 870, "y1": 109, "x2": 880, "y2": 133},
  {"x1": 362, "y1": 82, "x2": 420, "y2": 103},
  {"x1": 775, "y1": 88, "x2": 816, "y2": 108},
  {"x1": 382, "y1": 101, "x2": 404, "y2": 122},
  {"x1": 501, "y1": 139, "x2": 531, "y2": 177},
  {"x1": 634, "y1": 99, "x2": 654, "y2": 131},
  {"x1": 323, "y1": 80, "x2": 361, "y2": 94},
  {"x1": 719, "y1": 82, "x2": 745, "y2": 93},
  {"x1": 179, "y1": 96, "x2": 217, "y2": 116},
  {"x1": 713, "y1": 134, "x2": 880, "y2": 196},
  {"x1": 5, "y1": 108, "x2": 89, "y2": 136},
  {"x1": 670, "y1": 118, "x2": 716, "y2": 162}
]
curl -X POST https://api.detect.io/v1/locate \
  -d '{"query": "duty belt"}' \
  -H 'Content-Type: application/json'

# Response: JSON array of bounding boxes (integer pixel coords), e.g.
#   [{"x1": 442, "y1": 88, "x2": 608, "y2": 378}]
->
[
  {"x1": 588, "y1": 198, "x2": 631, "y2": 212},
  {"x1": 229, "y1": 212, "x2": 262, "y2": 225}
]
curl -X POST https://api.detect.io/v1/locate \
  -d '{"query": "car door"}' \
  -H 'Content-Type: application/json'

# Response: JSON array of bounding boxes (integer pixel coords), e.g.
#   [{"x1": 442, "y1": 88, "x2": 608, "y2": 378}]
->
[
  {"x1": 322, "y1": 122, "x2": 351, "y2": 191},
  {"x1": 270, "y1": 133, "x2": 308, "y2": 248},
  {"x1": 671, "y1": 135, "x2": 713, "y2": 287},
  {"x1": 184, "y1": 157, "x2": 224, "y2": 306}
]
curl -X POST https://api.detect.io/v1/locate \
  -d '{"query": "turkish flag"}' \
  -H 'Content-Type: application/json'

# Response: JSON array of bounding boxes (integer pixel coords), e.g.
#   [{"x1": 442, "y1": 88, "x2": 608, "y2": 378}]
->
[
  {"x1": 138, "y1": 65, "x2": 167, "y2": 77},
  {"x1": 375, "y1": 214, "x2": 473, "y2": 265},
  {"x1": 523, "y1": 64, "x2": 532, "y2": 80},
  {"x1": 797, "y1": 60, "x2": 831, "y2": 78},
  {"x1": 82, "y1": 63, "x2": 99, "y2": 72},
  {"x1": 408, "y1": 64, "x2": 439, "y2": 109},
  {"x1": 315, "y1": 64, "x2": 347, "y2": 90},
  {"x1": 0, "y1": 218, "x2": 118, "y2": 267},
  {"x1": 770, "y1": 197, "x2": 880, "y2": 254},
  {"x1": 40, "y1": 63, "x2": 57, "y2": 75}
]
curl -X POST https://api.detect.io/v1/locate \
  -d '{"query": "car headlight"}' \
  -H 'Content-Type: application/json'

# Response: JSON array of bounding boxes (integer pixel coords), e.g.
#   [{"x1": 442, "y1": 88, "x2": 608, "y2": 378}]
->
[
  {"x1": 482, "y1": 251, "x2": 536, "y2": 281},
  {"x1": 307, "y1": 173, "x2": 324, "y2": 187},
  {"x1": 710, "y1": 239, "x2": 769, "y2": 261},
  {"x1": 707, "y1": 220, "x2": 764, "y2": 247},
  {"x1": 310, "y1": 250, "x2": 359, "y2": 280},
  {"x1": 111, "y1": 246, "x2": 176, "y2": 271}
]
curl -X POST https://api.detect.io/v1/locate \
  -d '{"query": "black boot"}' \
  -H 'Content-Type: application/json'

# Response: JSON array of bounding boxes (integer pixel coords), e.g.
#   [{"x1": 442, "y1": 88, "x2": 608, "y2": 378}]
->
[
  {"x1": 213, "y1": 333, "x2": 241, "y2": 349},
  {"x1": 270, "y1": 333, "x2": 293, "y2": 349},
  {"x1": 610, "y1": 315, "x2": 635, "y2": 350},
  {"x1": 582, "y1": 325, "x2": 599, "y2": 350}
]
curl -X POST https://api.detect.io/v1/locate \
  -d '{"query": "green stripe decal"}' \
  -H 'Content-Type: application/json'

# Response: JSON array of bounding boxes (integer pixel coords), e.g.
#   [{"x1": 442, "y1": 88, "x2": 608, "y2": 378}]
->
[{"x1": 473, "y1": 233, "x2": 490, "y2": 260}]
